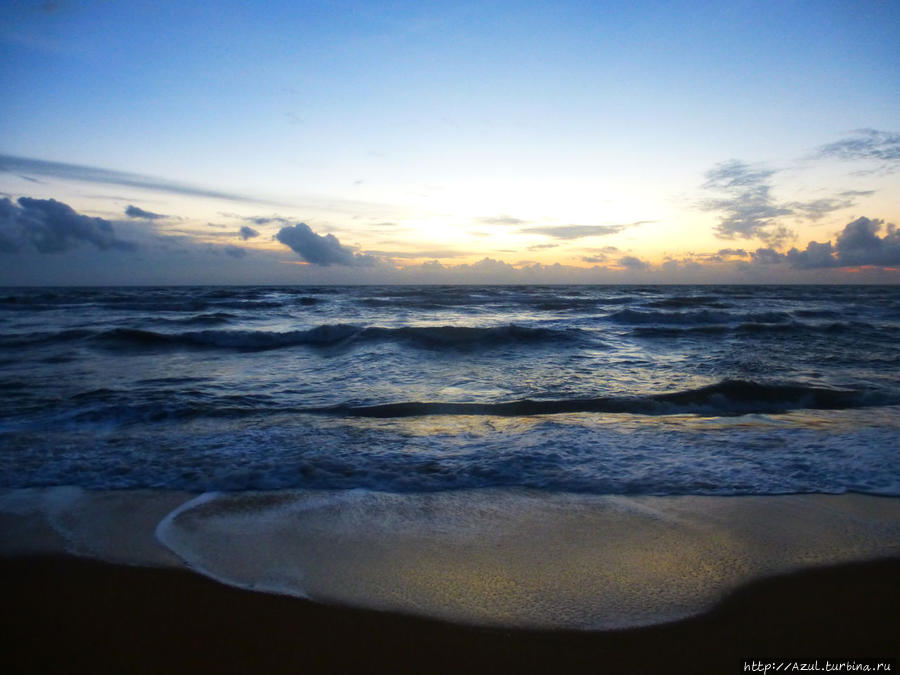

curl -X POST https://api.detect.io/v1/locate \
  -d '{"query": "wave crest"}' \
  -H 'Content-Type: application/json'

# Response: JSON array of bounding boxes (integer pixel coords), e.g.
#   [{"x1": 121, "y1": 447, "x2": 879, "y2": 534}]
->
[
  {"x1": 319, "y1": 380, "x2": 889, "y2": 418},
  {"x1": 87, "y1": 323, "x2": 577, "y2": 352}
]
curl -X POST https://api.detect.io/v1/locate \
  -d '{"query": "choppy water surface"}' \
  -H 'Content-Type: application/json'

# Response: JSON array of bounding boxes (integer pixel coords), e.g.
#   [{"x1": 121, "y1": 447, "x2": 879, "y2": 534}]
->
[{"x1": 1, "y1": 285, "x2": 898, "y2": 495}]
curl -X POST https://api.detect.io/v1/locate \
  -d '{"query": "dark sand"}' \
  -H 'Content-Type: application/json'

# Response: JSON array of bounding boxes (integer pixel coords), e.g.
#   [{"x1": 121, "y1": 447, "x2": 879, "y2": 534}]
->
[{"x1": 2, "y1": 555, "x2": 897, "y2": 674}]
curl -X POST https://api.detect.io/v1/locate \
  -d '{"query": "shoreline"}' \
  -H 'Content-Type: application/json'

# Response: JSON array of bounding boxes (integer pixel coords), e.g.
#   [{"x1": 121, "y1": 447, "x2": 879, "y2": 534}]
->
[
  {"x1": 2, "y1": 553, "x2": 898, "y2": 674},
  {"x1": 4, "y1": 488, "x2": 900, "y2": 631}
]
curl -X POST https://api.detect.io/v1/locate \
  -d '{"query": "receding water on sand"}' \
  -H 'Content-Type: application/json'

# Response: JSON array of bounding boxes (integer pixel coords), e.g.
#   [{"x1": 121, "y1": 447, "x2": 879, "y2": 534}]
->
[
  {"x1": 0, "y1": 487, "x2": 900, "y2": 630},
  {"x1": 6, "y1": 487, "x2": 896, "y2": 630},
  {"x1": 155, "y1": 489, "x2": 900, "y2": 629}
]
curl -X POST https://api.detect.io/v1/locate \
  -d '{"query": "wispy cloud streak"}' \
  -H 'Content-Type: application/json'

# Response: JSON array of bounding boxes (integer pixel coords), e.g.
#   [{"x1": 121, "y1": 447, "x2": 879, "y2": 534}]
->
[
  {"x1": 0, "y1": 154, "x2": 267, "y2": 204},
  {"x1": 701, "y1": 159, "x2": 872, "y2": 246},
  {"x1": 125, "y1": 205, "x2": 166, "y2": 220},
  {"x1": 520, "y1": 222, "x2": 651, "y2": 240},
  {"x1": 815, "y1": 129, "x2": 900, "y2": 170}
]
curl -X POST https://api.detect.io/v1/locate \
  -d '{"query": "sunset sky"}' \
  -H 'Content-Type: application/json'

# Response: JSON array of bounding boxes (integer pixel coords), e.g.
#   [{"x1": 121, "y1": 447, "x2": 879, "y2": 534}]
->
[{"x1": 1, "y1": 0, "x2": 898, "y2": 284}]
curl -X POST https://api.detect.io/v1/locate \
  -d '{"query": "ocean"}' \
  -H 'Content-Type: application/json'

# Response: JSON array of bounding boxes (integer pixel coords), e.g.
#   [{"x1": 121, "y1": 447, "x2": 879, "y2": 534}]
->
[
  {"x1": 2, "y1": 284, "x2": 898, "y2": 495},
  {"x1": 2, "y1": 284, "x2": 899, "y2": 628}
]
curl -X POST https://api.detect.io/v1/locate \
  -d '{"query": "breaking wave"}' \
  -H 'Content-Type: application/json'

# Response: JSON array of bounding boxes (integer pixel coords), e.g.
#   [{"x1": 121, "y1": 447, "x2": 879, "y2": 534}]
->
[
  {"x1": 80, "y1": 323, "x2": 580, "y2": 352},
  {"x1": 319, "y1": 380, "x2": 892, "y2": 418}
]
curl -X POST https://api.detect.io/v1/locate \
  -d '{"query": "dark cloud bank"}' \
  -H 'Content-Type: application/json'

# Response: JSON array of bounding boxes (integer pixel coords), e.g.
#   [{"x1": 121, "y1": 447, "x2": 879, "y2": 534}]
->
[
  {"x1": 0, "y1": 197, "x2": 135, "y2": 253},
  {"x1": 1, "y1": 197, "x2": 897, "y2": 284},
  {"x1": 755, "y1": 217, "x2": 900, "y2": 269}
]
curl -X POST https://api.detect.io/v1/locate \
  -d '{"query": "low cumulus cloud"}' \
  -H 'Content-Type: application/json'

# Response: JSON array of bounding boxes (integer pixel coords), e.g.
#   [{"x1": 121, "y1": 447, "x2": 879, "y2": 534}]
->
[
  {"x1": 696, "y1": 248, "x2": 748, "y2": 263},
  {"x1": 751, "y1": 217, "x2": 900, "y2": 269},
  {"x1": 750, "y1": 247, "x2": 786, "y2": 265},
  {"x1": 276, "y1": 223, "x2": 377, "y2": 266},
  {"x1": 661, "y1": 257, "x2": 701, "y2": 274},
  {"x1": 224, "y1": 245, "x2": 248, "y2": 258},
  {"x1": 619, "y1": 255, "x2": 650, "y2": 271},
  {"x1": 125, "y1": 205, "x2": 165, "y2": 220},
  {"x1": 239, "y1": 225, "x2": 259, "y2": 240},
  {"x1": 831, "y1": 217, "x2": 900, "y2": 267},
  {"x1": 0, "y1": 197, "x2": 135, "y2": 253}
]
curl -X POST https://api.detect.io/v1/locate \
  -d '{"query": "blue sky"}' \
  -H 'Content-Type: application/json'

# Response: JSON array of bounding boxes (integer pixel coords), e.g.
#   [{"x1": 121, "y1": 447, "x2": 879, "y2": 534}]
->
[{"x1": 1, "y1": 0, "x2": 899, "y2": 284}]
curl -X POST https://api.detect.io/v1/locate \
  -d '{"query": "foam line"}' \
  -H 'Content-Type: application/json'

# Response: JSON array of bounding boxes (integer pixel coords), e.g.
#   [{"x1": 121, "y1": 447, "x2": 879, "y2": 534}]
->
[{"x1": 154, "y1": 489, "x2": 900, "y2": 630}]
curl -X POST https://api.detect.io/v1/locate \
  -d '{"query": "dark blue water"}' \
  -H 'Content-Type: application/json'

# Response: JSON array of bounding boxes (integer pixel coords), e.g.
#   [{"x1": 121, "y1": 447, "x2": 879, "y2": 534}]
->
[{"x1": 1, "y1": 285, "x2": 898, "y2": 494}]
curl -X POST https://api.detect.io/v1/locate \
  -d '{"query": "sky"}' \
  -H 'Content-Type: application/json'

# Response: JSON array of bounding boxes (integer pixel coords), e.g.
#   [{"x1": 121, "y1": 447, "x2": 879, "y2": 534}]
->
[{"x1": 1, "y1": 0, "x2": 899, "y2": 285}]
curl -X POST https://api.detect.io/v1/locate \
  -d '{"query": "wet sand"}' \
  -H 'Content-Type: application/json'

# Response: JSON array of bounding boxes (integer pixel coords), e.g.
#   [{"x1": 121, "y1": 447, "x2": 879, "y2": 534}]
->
[{"x1": 2, "y1": 554, "x2": 897, "y2": 675}]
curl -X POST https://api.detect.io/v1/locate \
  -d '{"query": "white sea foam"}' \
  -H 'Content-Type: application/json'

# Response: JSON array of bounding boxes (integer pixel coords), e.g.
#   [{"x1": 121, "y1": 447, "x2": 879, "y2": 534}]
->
[{"x1": 155, "y1": 489, "x2": 900, "y2": 630}]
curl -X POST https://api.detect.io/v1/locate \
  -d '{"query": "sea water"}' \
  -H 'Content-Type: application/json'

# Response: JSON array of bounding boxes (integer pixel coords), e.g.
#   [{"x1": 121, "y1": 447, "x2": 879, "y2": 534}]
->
[{"x1": 2, "y1": 285, "x2": 899, "y2": 628}]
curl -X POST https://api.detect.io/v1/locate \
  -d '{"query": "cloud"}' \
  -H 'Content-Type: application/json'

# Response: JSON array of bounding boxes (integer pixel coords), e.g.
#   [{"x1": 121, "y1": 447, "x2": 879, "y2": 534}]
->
[
  {"x1": 520, "y1": 222, "x2": 649, "y2": 240},
  {"x1": 750, "y1": 217, "x2": 900, "y2": 269},
  {"x1": 239, "y1": 225, "x2": 259, "y2": 240},
  {"x1": 125, "y1": 205, "x2": 166, "y2": 220},
  {"x1": 478, "y1": 215, "x2": 527, "y2": 226},
  {"x1": 224, "y1": 245, "x2": 248, "y2": 258},
  {"x1": 701, "y1": 160, "x2": 793, "y2": 242},
  {"x1": 245, "y1": 216, "x2": 291, "y2": 225},
  {"x1": 831, "y1": 216, "x2": 900, "y2": 267},
  {"x1": 703, "y1": 161, "x2": 777, "y2": 191},
  {"x1": 660, "y1": 258, "x2": 701, "y2": 274},
  {"x1": 717, "y1": 248, "x2": 748, "y2": 257},
  {"x1": 0, "y1": 200, "x2": 20, "y2": 253},
  {"x1": 0, "y1": 197, "x2": 135, "y2": 254},
  {"x1": 366, "y1": 249, "x2": 468, "y2": 259},
  {"x1": 700, "y1": 147, "x2": 880, "y2": 248},
  {"x1": 464, "y1": 257, "x2": 520, "y2": 277},
  {"x1": 581, "y1": 255, "x2": 606, "y2": 263},
  {"x1": 527, "y1": 243, "x2": 558, "y2": 251},
  {"x1": 786, "y1": 197, "x2": 857, "y2": 222},
  {"x1": 618, "y1": 255, "x2": 650, "y2": 271},
  {"x1": 0, "y1": 154, "x2": 266, "y2": 203},
  {"x1": 785, "y1": 241, "x2": 837, "y2": 269},
  {"x1": 275, "y1": 223, "x2": 377, "y2": 266},
  {"x1": 700, "y1": 158, "x2": 871, "y2": 245},
  {"x1": 750, "y1": 247, "x2": 786, "y2": 265},
  {"x1": 815, "y1": 129, "x2": 900, "y2": 170}
]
